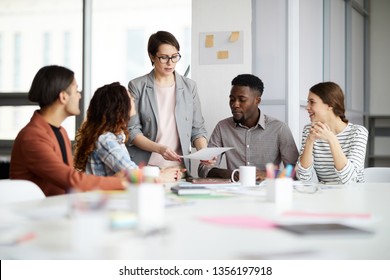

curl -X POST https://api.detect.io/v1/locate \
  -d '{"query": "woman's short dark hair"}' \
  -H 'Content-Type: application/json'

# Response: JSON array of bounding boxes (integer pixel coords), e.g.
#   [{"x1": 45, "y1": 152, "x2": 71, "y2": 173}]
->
[
  {"x1": 147, "y1": 31, "x2": 180, "y2": 66},
  {"x1": 310, "y1": 81, "x2": 348, "y2": 123},
  {"x1": 28, "y1": 65, "x2": 74, "y2": 108},
  {"x1": 231, "y1": 74, "x2": 264, "y2": 97}
]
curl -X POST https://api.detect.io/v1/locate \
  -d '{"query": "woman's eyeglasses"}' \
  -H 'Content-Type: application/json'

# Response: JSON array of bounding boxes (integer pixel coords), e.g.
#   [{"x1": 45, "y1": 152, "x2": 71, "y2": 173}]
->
[{"x1": 156, "y1": 53, "x2": 181, "y2": 64}]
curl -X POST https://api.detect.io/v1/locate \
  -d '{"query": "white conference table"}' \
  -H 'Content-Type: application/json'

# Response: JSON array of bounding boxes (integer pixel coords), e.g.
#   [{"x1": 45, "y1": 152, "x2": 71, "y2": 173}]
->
[{"x1": 1, "y1": 182, "x2": 390, "y2": 260}]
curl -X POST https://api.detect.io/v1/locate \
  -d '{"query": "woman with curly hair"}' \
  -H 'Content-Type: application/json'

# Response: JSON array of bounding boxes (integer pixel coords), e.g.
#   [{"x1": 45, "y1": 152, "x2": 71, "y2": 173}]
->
[{"x1": 74, "y1": 82, "x2": 182, "y2": 182}]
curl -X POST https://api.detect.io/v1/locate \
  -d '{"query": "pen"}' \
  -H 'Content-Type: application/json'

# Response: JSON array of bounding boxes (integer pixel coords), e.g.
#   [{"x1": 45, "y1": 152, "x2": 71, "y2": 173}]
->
[
  {"x1": 265, "y1": 163, "x2": 275, "y2": 179},
  {"x1": 278, "y1": 169, "x2": 286, "y2": 178},
  {"x1": 0, "y1": 232, "x2": 36, "y2": 246},
  {"x1": 285, "y1": 164, "x2": 293, "y2": 178}
]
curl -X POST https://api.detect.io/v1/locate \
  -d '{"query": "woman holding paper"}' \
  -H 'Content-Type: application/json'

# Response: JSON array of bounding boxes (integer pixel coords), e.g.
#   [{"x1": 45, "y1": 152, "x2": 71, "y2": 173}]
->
[
  {"x1": 126, "y1": 31, "x2": 208, "y2": 173},
  {"x1": 296, "y1": 82, "x2": 368, "y2": 184}
]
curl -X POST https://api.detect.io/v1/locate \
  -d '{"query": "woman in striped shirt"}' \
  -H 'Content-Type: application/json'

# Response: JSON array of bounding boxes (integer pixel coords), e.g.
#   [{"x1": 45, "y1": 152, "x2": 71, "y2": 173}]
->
[{"x1": 296, "y1": 82, "x2": 368, "y2": 184}]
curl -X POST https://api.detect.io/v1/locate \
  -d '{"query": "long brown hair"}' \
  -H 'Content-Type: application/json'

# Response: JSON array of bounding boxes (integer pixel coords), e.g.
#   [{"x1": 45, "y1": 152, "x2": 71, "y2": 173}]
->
[
  {"x1": 310, "y1": 81, "x2": 348, "y2": 123},
  {"x1": 73, "y1": 82, "x2": 131, "y2": 171}
]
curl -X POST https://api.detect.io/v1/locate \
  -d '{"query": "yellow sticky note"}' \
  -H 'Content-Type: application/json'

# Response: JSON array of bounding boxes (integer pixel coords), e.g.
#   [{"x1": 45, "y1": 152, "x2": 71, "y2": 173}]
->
[
  {"x1": 205, "y1": 34, "x2": 214, "y2": 48},
  {"x1": 229, "y1": 31, "x2": 240, "y2": 42},
  {"x1": 217, "y1": 50, "x2": 229, "y2": 59}
]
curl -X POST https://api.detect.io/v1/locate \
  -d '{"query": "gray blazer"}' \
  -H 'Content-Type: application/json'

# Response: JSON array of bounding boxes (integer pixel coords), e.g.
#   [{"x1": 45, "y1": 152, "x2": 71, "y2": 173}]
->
[{"x1": 126, "y1": 70, "x2": 208, "y2": 171}]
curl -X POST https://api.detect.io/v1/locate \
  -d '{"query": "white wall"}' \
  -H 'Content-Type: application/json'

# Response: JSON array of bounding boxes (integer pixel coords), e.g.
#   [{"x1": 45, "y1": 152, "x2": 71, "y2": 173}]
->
[
  {"x1": 191, "y1": 0, "x2": 252, "y2": 138},
  {"x1": 190, "y1": 0, "x2": 252, "y2": 176}
]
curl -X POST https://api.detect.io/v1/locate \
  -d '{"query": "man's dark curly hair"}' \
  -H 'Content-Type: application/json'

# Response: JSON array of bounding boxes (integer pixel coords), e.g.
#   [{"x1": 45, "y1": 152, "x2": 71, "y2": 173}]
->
[{"x1": 231, "y1": 74, "x2": 264, "y2": 97}]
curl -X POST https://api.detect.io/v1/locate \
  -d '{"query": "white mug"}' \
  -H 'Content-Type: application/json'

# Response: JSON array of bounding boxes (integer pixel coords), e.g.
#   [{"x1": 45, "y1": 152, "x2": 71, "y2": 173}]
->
[{"x1": 231, "y1": 166, "x2": 256, "y2": 186}]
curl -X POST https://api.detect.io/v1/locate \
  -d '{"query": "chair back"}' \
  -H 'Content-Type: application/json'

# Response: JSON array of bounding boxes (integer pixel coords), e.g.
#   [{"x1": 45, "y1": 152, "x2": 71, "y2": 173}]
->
[
  {"x1": 0, "y1": 179, "x2": 45, "y2": 205},
  {"x1": 364, "y1": 167, "x2": 390, "y2": 183},
  {"x1": 0, "y1": 161, "x2": 10, "y2": 179}
]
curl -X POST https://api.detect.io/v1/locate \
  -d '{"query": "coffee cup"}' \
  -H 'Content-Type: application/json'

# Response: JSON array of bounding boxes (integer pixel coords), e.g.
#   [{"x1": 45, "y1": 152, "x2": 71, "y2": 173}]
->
[{"x1": 231, "y1": 166, "x2": 256, "y2": 186}]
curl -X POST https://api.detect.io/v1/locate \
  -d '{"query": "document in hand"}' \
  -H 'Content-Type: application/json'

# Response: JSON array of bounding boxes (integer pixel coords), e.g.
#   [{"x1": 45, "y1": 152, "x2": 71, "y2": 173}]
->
[
  {"x1": 180, "y1": 147, "x2": 234, "y2": 160},
  {"x1": 171, "y1": 186, "x2": 211, "y2": 196}
]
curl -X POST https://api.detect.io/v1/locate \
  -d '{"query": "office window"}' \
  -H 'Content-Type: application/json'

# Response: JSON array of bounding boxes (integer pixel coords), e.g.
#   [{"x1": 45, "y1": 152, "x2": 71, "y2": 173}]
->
[
  {"x1": 0, "y1": 106, "x2": 38, "y2": 140},
  {"x1": 126, "y1": 29, "x2": 147, "y2": 81},
  {"x1": 0, "y1": 0, "x2": 192, "y2": 95},
  {"x1": 0, "y1": 0, "x2": 191, "y2": 155},
  {"x1": 0, "y1": 34, "x2": 2, "y2": 88},
  {"x1": 183, "y1": 27, "x2": 191, "y2": 75},
  {"x1": 13, "y1": 33, "x2": 21, "y2": 90},
  {"x1": 64, "y1": 31, "x2": 71, "y2": 67},
  {"x1": 0, "y1": 2, "x2": 83, "y2": 92},
  {"x1": 0, "y1": 0, "x2": 82, "y2": 155},
  {"x1": 90, "y1": 0, "x2": 191, "y2": 92},
  {"x1": 43, "y1": 32, "x2": 51, "y2": 65}
]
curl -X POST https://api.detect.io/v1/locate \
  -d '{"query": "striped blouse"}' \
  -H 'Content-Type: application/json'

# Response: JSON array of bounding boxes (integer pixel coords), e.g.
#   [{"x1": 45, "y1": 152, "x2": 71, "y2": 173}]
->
[{"x1": 296, "y1": 123, "x2": 368, "y2": 184}]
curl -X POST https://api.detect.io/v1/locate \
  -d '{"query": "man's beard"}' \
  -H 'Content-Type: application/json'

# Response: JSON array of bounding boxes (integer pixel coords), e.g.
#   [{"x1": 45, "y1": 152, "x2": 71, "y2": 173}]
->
[{"x1": 233, "y1": 115, "x2": 245, "y2": 124}]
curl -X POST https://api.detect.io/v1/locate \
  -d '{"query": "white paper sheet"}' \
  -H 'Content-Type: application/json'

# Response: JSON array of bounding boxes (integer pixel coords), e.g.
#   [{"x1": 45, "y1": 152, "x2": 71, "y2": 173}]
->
[{"x1": 180, "y1": 147, "x2": 234, "y2": 160}]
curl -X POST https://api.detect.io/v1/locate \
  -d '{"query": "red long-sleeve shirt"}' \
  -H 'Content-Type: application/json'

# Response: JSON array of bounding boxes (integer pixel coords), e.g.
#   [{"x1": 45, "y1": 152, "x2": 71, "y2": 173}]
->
[{"x1": 10, "y1": 111, "x2": 124, "y2": 196}]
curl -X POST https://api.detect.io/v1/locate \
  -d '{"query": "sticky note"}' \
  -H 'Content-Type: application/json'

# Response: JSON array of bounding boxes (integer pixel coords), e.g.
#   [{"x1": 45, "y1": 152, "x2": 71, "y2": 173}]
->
[
  {"x1": 205, "y1": 34, "x2": 214, "y2": 48},
  {"x1": 217, "y1": 50, "x2": 229, "y2": 59},
  {"x1": 229, "y1": 31, "x2": 240, "y2": 42}
]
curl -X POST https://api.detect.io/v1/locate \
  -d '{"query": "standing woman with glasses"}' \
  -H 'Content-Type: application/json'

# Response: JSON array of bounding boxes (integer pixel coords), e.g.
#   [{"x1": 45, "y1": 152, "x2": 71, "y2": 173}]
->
[{"x1": 127, "y1": 31, "x2": 208, "y2": 175}]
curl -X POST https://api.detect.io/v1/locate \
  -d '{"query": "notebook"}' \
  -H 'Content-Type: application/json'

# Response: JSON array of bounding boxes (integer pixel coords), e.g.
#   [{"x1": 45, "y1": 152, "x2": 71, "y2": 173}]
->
[{"x1": 171, "y1": 186, "x2": 211, "y2": 195}]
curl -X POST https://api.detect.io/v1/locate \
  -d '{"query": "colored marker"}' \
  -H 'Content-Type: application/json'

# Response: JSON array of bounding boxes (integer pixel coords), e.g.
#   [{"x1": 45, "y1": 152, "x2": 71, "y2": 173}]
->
[
  {"x1": 266, "y1": 163, "x2": 275, "y2": 179},
  {"x1": 285, "y1": 164, "x2": 293, "y2": 178}
]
